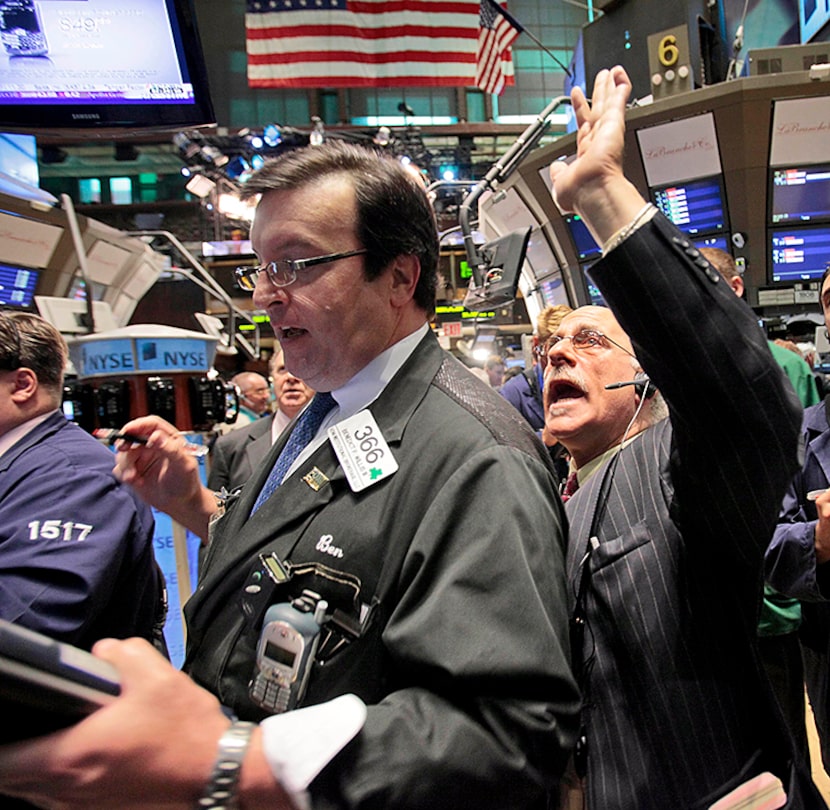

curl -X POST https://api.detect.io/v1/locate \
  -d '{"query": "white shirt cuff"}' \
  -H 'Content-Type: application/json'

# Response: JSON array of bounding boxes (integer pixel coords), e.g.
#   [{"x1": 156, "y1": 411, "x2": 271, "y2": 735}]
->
[{"x1": 260, "y1": 694, "x2": 367, "y2": 808}]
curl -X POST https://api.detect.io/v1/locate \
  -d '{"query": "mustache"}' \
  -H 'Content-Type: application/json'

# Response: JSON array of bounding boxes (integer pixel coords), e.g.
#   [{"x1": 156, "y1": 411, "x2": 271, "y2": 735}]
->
[{"x1": 545, "y1": 368, "x2": 588, "y2": 395}]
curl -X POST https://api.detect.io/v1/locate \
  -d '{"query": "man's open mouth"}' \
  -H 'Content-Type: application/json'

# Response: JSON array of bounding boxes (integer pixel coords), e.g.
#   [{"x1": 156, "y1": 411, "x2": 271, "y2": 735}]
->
[{"x1": 549, "y1": 380, "x2": 585, "y2": 402}]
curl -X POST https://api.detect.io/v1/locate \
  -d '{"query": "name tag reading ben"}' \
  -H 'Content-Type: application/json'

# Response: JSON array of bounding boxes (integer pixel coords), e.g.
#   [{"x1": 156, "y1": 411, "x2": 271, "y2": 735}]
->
[{"x1": 328, "y1": 410, "x2": 398, "y2": 492}]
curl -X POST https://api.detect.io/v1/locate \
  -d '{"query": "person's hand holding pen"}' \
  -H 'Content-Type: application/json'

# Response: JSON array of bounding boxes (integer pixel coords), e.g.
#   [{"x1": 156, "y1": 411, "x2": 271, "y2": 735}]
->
[
  {"x1": 110, "y1": 416, "x2": 219, "y2": 541},
  {"x1": 95, "y1": 428, "x2": 210, "y2": 457}
]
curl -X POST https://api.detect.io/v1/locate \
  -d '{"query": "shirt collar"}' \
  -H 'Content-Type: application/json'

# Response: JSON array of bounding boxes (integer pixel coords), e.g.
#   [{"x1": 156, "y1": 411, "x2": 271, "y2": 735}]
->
[
  {"x1": 279, "y1": 323, "x2": 429, "y2": 480},
  {"x1": 0, "y1": 410, "x2": 58, "y2": 461},
  {"x1": 271, "y1": 408, "x2": 292, "y2": 442},
  {"x1": 326, "y1": 322, "x2": 429, "y2": 424},
  {"x1": 571, "y1": 432, "x2": 644, "y2": 487}
]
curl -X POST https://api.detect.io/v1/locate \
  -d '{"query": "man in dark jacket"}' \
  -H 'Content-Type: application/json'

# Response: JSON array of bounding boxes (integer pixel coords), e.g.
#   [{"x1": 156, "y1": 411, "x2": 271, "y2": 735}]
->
[
  {"x1": 546, "y1": 67, "x2": 818, "y2": 809},
  {"x1": 0, "y1": 311, "x2": 160, "y2": 650},
  {"x1": 768, "y1": 263, "x2": 830, "y2": 777},
  {"x1": 0, "y1": 141, "x2": 579, "y2": 810}
]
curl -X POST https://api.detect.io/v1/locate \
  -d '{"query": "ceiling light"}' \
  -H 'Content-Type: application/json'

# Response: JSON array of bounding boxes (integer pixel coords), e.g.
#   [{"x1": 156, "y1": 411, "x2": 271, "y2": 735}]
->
[{"x1": 185, "y1": 174, "x2": 216, "y2": 198}]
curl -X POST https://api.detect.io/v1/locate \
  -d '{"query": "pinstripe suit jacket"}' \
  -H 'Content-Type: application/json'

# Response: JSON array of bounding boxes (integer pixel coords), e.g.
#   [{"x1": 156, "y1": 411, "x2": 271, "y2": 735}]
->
[{"x1": 565, "y1": 214, "x2": 813, "y2": 809}]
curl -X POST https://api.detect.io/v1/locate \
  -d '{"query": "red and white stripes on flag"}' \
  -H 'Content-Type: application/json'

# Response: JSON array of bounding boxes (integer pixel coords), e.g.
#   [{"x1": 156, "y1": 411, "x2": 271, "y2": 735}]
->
[{"x1": 245, "y1": 0, "x2": 520, "y2": 94}]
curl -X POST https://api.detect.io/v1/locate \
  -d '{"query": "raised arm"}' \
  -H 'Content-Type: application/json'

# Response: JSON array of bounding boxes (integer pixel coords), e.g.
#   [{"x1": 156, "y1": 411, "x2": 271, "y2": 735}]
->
[{"x1": 548, "y1": 66, "x2": 646, "y2": 245}]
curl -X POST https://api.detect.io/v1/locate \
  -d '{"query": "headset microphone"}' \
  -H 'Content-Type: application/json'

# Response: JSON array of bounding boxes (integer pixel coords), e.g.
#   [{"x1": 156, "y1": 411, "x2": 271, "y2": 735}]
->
[{"x1": 604, "y1": 374, "x2": 654, "y2": 397}]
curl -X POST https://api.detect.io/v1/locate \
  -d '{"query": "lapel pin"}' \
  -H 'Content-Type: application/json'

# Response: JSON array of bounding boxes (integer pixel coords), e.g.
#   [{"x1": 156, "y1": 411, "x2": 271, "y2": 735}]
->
[{"x1": 303, "y1": 467, "x2": 330, "y2": 491}]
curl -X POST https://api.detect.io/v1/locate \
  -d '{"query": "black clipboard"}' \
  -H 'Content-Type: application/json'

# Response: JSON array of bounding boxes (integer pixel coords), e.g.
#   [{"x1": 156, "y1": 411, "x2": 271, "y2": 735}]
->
[{"x1": 0, "y1": 619, "x2": 120, "y2": 743}]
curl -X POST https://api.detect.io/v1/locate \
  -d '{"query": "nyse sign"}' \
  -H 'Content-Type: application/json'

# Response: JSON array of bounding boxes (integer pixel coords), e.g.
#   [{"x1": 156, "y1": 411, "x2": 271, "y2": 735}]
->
[
  {"x1": 136, "y1": 339, "x2": 210, "y2": 373},
  {"x1": 80, "y1": 339, "x2": 136, "y2": 376},
  {"x1": 76, "y1": 337, "x2": 211, "y2": 378}
]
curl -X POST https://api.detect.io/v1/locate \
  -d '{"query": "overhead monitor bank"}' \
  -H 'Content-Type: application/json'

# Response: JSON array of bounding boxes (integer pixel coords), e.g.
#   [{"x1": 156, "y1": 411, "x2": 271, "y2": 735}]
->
[
  {"x1": 482, "y1": 71, "x2": 830, "y2": 315},
  {"x1": 0, "y1": 189, "x2": 165, "y2": 325}
]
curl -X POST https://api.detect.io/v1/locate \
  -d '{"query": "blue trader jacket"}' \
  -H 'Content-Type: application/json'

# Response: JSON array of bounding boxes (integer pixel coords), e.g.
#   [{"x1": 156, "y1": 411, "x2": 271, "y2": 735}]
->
[{"x1": 0, "y1": 411, "x2": 160, "y2": 650}]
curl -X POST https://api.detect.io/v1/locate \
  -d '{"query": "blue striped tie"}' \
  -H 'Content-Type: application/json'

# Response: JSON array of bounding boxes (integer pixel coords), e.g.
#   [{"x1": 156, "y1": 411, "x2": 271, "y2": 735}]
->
[{"x1": 250, "y1": 392, "x2": 336, "y2": 514}]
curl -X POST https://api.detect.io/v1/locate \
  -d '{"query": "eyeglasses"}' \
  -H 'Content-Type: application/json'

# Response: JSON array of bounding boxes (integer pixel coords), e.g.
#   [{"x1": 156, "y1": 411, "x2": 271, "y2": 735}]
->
[
  {"x1": 235, "y1": 248, "x2": 368, "y2": 292},
  {"x1": 243, "y1": 386, "x2": 270, "y2": 397},
  {"x1": 544, "y1": 328, "x2": 635, "y2": 358}
]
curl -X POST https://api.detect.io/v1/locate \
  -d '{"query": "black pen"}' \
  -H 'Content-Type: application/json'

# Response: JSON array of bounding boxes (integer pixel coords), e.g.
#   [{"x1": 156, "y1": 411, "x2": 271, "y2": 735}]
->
[{"x1": 93, "y1": 429, "x2": 209, "y2": 457}]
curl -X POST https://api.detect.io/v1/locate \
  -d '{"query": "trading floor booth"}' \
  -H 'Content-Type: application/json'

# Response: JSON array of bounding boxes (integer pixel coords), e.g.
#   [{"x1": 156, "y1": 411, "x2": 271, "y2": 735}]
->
[{"x1": 66, "y1": 324, "x2": 235, "y2": 665}]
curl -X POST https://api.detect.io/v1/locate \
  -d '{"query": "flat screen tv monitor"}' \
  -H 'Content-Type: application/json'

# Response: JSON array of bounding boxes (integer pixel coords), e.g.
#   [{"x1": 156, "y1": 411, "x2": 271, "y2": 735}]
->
[
  {"x1": 769, "y1": 225, "x2": 830, "y2": 284},
  {"x1": 583, "y1": 263, "x2": 605, "y2": 307},
  {"x1": 770, "y1": 163, "x2": 830, "y2": 224},
  {"x1": 564, "y1": 213, "x2": 601, "y2": 262},
  {"x1": 0, "y1": 0, "x2": 214, "y2": 133},
  {"x1": 651, "y1": 175, "x2": 728, "y2": 236},
  {"x1": 523, "y1": 229, "x2": 559, "y2": 279},
  {"x1": 463, "y1": 227, "x2": 531, "y2": 310},
  {"x1": 0, "y1": 261, "x2": 37, "y2": 307},
  {"x1": 470, "y1": 326, "x2": 497, "y2": 356},
  {"x1": 536, "y1": 273, "x2": 567, "y2": 308},
  {"x1": 0, "y1": 132, "x2": 36, "y2": 185}
]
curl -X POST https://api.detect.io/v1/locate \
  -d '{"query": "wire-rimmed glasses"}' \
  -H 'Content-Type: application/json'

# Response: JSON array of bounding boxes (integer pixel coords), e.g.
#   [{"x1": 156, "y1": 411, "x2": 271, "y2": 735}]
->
[
  {"x1": 234, "y1": 248, "x2": 368, "y2": 291},
  {"x1": 544, "y1": 328, "x2": 635, "y2": 358}
]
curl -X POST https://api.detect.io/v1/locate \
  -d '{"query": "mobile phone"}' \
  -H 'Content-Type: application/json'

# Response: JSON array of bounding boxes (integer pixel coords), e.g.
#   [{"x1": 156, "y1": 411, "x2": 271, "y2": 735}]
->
[
  {"x1": 249, "y1": 601, "x2": 325, "y2": 714},
  {"x1": 0, "y1": 0, "x2": 48, "y2": 57}
]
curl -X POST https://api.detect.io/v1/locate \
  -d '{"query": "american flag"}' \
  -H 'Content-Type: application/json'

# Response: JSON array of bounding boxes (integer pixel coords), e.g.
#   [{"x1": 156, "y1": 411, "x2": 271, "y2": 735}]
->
[
  {"x1": 245, "y1": 0, "x2": 520, "y2": 93},
  {"x1": 476, "y1": 0, "x2": 522, "y2": 95},
  {"x1": 246, "y1": 0, "x2": 478, "y2": 89}
]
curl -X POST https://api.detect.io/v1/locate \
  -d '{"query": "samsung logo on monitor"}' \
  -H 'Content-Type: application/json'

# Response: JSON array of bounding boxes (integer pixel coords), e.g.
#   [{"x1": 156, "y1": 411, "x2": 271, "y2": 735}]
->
[{"x1": 71, "y1": 114, "x2": 102, "y2": 120}]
